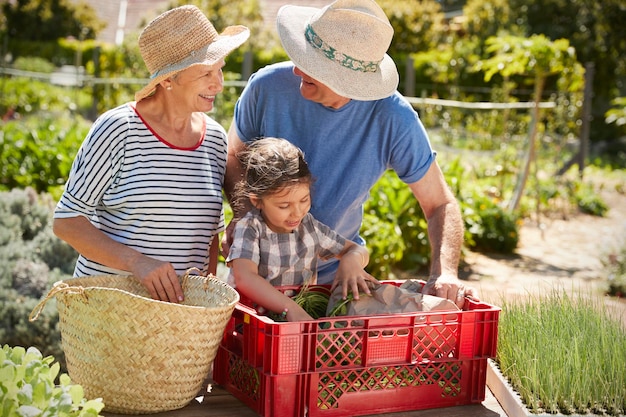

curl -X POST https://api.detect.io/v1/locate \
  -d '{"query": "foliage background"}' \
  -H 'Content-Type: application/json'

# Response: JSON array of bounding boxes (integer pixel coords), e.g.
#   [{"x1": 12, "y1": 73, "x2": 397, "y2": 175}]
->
[{"x1": 1, "y1": 0, "x2": 624, "y2": 379}]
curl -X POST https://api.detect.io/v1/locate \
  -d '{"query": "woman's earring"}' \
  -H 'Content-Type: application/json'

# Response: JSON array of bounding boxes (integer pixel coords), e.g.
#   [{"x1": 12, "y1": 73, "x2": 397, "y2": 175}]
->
[{"x1": 166, "y1": 85, "x2": 172, "y2": 90}]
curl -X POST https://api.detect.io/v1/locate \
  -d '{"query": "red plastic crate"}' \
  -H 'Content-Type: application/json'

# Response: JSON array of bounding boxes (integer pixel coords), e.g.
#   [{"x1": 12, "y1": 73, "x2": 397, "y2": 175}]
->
[{"x1": 213, "y1": 280, "x2": 500, "y2": 417}]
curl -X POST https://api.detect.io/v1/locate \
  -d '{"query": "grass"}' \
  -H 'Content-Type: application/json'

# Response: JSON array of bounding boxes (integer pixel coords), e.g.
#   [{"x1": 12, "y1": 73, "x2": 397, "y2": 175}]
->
[{"x1": 497, "y1": 289, "x2": 626, "y2": 415}]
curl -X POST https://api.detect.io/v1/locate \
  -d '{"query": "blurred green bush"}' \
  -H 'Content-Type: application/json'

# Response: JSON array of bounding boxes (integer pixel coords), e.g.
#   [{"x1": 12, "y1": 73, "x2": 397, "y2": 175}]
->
[{"x1": 0, "y1": 188, "x2": 77, "y2": 371}]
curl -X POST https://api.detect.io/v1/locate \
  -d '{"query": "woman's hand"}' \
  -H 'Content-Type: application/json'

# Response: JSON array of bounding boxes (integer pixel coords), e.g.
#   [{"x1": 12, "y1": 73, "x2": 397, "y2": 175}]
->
[
  {"x1": 131, "y1": 256, "x2": 184, "y2": 303},
  {"x1": 53, "y1": 216, "x2": 184, "y2": 303}
]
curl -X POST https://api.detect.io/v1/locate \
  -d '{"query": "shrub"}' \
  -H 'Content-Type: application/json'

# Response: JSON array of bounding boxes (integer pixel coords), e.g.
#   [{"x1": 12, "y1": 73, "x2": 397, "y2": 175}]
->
[
  {"x1": 361, "y1": 211, "x2": 406, "y2": 279},
  {"x1": 0, "y1": 286, "x2": 65, "y2": 371},
  {"x1": 0, "y1": 113, "x2": 88, "y2": 194},
  {"x1": 362, "y1": 164, "x2": 521, "y2": 279},
  {"x1": 444, "y1": 156, "x2": 520, "y2": 254},
  {"x1": 604, "y1": 242, "x2": 626, "y2": 298},
  {"x1": 575, "y1": 182, "x2": 609, "y2": 217},
  {"x1": 462, "y1": 191, "x2": 519, "y2": 253},
  {"x1": 0, "y1": 188, "x2": 53, "y2": 242},
  {"x1": 0, "y1": 188, "x2": 77, "y2": 370},
  {"x1": 12, "y1": 56, "x2": 56, "y2": 73},
  {"x1": 363, "y1": 171, "x2": 430, "y2": 278},
  {"x1": 0, "y1": 77, "x2": 92, "y2": 117}
]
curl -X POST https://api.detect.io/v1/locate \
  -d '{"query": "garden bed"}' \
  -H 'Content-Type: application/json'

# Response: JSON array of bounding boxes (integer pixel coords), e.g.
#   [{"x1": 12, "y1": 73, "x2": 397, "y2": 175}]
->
[{"x1": 486, "y1": 360, "x2": 614, "y2": 417}]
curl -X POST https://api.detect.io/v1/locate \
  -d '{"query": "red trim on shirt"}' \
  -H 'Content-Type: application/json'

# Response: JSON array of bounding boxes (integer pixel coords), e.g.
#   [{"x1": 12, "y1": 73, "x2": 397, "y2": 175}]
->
[{"x1": 129, "y1": 103, "x2": 206, "y2": 150}]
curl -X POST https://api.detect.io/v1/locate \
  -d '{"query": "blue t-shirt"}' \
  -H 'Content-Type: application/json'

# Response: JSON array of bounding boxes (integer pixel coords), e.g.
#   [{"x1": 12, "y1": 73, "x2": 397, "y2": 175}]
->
[{"x1": 234, "y1": 61, "x2": 435, "y2": 283}]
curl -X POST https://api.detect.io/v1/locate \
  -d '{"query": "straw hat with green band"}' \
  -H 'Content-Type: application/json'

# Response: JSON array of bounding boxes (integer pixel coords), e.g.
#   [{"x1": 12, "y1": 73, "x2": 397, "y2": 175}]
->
[
  {"x1": 135, "y1": 5, "x2": 249, "y2": 103},
  {"x1": 276, "y1": 0, "x2": 399, "y2": 101}
]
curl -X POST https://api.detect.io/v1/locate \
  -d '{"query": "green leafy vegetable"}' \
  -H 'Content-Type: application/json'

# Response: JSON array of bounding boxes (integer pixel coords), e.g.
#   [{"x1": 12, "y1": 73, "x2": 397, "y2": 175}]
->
[{"x1": 293, "y1": 285, "x2": 331, "y2": 319}]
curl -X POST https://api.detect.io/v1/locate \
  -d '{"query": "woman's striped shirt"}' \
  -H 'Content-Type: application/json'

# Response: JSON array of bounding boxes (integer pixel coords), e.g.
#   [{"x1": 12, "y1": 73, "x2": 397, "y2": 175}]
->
[{"x1": 54, "y1": 103, "x2": 226, "y2": 277}]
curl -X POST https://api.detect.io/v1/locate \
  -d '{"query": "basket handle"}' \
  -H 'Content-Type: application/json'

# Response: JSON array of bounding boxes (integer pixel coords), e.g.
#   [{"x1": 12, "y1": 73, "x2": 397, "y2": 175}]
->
[
  {"x1": 181, "y1": 267, "x2": 216, "y2": 291},
  {"x1": 29, "y1": 282, "x2": 87, "y2": 322},
  {"x1": 184, "y1": 267, "x2": 204, "y2": 277}
]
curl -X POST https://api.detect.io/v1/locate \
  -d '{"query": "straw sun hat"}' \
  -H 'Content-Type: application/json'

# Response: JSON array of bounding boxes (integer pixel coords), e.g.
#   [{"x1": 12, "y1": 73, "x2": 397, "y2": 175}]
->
[
  {"x1": 135, "y1": 5, "x2": 249, "y2": 102},
  {"x1": 277, "y1": 0, "x2": 399, "y2": 101}
]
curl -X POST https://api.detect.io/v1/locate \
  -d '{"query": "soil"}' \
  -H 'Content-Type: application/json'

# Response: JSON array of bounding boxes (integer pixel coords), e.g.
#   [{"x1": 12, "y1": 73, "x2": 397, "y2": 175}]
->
[{"x1": 459, "y1": 173, "x2": 626, "y2": 327}]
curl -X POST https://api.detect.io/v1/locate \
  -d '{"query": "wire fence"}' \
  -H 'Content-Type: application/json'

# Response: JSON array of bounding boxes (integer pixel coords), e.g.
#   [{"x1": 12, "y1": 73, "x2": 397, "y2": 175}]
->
[{"x1": 0, "y1": 66, "x2": 556, "y2": 111}]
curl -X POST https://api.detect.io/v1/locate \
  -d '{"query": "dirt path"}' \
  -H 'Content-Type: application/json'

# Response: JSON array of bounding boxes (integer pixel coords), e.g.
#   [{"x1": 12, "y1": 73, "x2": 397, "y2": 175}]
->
[{"x1": 460, "y1": 177, "x2": 626, "y2": 326}]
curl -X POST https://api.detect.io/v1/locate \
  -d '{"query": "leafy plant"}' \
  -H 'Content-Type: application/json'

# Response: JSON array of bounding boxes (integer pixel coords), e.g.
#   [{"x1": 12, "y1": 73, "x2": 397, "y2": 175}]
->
[
  {"x1": 362, "y1": 163, "x2": 523, "y2": 278},
  {"x1": 267, "y1": 284, "x2": 331, "y2": 321},
  {"x1": 462, "y1": 191, "x2": 519, "y2": 253},
  {"x1": 12, "y1": 57, "x2": 56, "y2": 73},
  {"x1": 605, "y1": 97, "x2": 626, "y2": 127},
  {"x1": 0, "y1": 77, "x2": 92, "y2": 117},
  {"x1": 362, "y1": 171, "x2": 425, "y2": 278},
  {"x1": 292, "y1": 284, "x2": 331, "y2": 320},
  {"x1": 0, "y1": 345, "x2": 105, "y2": 417},
  {"x1": 361, "y1": 211, "x2": 406, "y2": 280},
  {"x1": 575, "y1": 182, "x2": 609, "y2": 217},
  {"x1": 0, "y1": 113, "x2": 89, "y2": 195}
]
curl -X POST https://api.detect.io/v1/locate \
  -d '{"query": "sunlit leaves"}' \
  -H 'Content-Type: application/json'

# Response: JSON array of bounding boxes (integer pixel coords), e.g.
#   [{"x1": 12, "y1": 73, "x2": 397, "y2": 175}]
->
[{"x1": 0, "y1": 345, "x2": 105, "y2": 417}]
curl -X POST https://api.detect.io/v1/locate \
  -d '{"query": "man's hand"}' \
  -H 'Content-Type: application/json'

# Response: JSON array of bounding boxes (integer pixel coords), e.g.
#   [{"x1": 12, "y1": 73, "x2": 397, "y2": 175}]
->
[{"x1": 422, "y1": 273, "x2": 479, "y2": 309}]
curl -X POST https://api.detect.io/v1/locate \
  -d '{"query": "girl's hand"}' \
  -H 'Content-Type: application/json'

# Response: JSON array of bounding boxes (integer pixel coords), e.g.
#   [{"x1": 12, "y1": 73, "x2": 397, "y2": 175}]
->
[
  {"x1": 233, "y1": 258, "x2": 314, "y2": 321},
  {"x1": 331, "y1": 250, "x2": 377, "y2": 301},
  {"x1": 285, "y1": 304, "x2": 314, "y2": 322}
]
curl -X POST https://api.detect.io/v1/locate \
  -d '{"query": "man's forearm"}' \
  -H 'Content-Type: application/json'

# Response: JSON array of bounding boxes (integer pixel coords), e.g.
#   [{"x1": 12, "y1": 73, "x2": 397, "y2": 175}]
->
[{"x1": 426, "y1": 200, "x2": 464, "y2": 277}]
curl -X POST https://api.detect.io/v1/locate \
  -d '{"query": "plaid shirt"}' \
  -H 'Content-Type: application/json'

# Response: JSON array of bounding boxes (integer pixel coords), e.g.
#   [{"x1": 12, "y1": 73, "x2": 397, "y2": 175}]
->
[{"x1": 227, "y1": 209, "x2": 347, "y2": 286}]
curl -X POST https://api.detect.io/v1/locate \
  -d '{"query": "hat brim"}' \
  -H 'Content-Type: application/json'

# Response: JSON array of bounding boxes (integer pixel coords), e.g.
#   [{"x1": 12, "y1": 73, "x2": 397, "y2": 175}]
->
[
  {"x1": 135, "y1": 25, "x2": 249, "y2": 102},
  {"x1": 276, "y1": 5, "x2": 398, "y2": 101}
]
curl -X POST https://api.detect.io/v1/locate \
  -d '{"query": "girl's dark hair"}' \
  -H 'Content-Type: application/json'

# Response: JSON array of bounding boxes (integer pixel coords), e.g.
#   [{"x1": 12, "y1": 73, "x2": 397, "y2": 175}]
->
[{"x1": 232, "y1": 137, "x2": 313, "y2": 212}]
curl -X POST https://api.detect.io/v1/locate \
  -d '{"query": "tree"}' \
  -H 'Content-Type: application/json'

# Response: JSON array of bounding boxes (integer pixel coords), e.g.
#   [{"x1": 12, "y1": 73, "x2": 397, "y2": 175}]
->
[
  {"x1": 605, "y1": 97, "x2": 626, "y2": 128},
  {"x1": 376, "y1": 0, "x2": 446, "y2": 95},
  {"x1": 1, "y1": 0, "x2": 105, "y2": 41},
  {"x1": 475, "y1": 34, "x2": 584, "y2": 212},
  {"x1": 509, "y1": 0, "x2": 626, "y2": 142},
  {"x1": 378, "y1": 0, "x2": 445, "y2": 56},
  {"x1": 462, "y1": 0, "x2": 522, "y2": 53},
  {"x1": 463, "y1": 0, "x2": 626, "y2": 144}
]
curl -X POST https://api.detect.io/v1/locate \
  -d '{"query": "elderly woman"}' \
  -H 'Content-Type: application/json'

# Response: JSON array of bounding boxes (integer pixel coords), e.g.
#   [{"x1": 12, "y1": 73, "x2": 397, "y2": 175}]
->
[{"x1": 53, "y1": 6, "x2": 249, "y2": 303}]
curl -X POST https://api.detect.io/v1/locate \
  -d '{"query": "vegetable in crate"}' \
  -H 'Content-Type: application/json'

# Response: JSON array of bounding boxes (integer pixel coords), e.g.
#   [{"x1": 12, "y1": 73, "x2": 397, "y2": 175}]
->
[
  {"x1": 326, "y1": 280, "x2": 459, "y2": 317},
  {"x1": 268, "y1": 283, "x2": 331, "y2": 321}
]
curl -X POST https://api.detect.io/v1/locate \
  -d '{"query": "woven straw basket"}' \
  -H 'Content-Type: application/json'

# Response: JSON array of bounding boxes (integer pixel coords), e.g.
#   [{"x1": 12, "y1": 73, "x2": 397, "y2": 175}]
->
[{"x1": 30, "y1": 272, "x2": 239, "y2": 414}]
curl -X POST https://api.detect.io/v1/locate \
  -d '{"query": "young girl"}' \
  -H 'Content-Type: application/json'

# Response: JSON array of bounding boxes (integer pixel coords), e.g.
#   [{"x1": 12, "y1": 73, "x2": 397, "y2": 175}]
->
[{"x1": 226, "y1": 137, "x2": 376, "y2": 321}]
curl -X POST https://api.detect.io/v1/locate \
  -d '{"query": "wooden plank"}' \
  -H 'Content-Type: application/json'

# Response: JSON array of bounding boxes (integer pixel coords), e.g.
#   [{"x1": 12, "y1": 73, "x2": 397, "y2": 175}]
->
[
  {"x1": 102, "y1": 384, "x2": 257, "y2": 417},
  {"x1": 103, "y1": 383, "x2": 506, "y2": 417}
]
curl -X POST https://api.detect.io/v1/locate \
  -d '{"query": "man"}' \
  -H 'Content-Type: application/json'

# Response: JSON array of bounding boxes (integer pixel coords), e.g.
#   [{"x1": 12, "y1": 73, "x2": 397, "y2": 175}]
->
[{"x1": 223, "y1": 0, "x2": 477, "y2": 307}]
